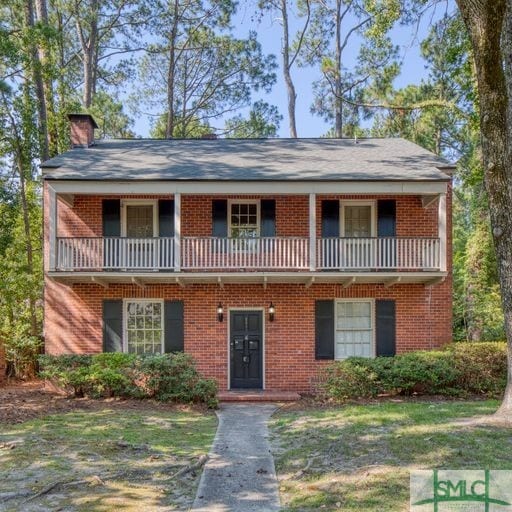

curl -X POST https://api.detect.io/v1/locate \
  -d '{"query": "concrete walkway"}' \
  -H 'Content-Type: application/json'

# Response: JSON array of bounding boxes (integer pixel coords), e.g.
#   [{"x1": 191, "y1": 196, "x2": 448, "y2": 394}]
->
[{"x1": 191, "y1": 403, "x2": 280, "y2": 512}]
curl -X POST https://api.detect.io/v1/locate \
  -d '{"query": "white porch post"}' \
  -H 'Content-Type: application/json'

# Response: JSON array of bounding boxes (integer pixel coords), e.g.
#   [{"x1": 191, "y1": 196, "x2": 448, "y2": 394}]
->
[
  {"x1": 438, "y1": 192, "x2": 447, "y2": 272},
  {"x1": 174, "y1": 193, "x2": 181, "y2": 271},
  {"x1": 309, "y1": 193, "x2": 316, "y2": 271},
  {"x1": 49, "y1": 186, "x2": 57, "y2": 271}
]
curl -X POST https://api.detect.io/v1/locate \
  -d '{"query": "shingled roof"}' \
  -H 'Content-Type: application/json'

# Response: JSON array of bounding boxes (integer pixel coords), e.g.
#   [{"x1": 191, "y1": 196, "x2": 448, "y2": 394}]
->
[{"x1": 41, "y1": 137, "x2": 453, "y2": 182}]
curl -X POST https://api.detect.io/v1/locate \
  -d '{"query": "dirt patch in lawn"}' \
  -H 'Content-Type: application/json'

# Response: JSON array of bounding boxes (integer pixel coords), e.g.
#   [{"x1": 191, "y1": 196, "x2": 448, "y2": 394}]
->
[
  {"x1": 0, "y1": 381, "x2": 217, "y2": 511},
  {"x1": 0, "y1": 379, "x2": 208, "y2": 425}
]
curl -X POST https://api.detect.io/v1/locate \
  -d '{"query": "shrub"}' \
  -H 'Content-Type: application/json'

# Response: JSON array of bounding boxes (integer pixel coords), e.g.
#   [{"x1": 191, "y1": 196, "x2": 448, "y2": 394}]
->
[
  {"x1": 4, "y1": 336, "x2": 43, "y2": 378},
  {"x1": 448, "y1": 342, "x2": 507, "y2": 395},
  {"x1": 39, "y1": 352, "x2": 218, "y2": 407},
  {"x1": 320, "y1": 342, "x2": 507, "y2": 402}
]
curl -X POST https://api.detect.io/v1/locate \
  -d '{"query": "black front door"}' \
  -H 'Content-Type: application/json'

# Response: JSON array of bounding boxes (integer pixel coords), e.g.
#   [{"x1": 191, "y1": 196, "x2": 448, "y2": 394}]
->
[{"x1": 230, "y1": 311, "x2": 263, "y2": 389}]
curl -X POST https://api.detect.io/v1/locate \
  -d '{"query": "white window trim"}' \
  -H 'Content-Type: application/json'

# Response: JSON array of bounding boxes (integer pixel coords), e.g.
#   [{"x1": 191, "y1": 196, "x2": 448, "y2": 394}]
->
[
  {"x1": 121, "y1": 199, "x2": 158, "y2": 237},
  {"x1": 227, "y1": 199, "x2": 260, "y2": 238},
  {"x1": 123, "y1": 298, "x2": 165, "y2": 354},
  {"x1": 334, "y1": 298, "x2": 375, "y2": 360},
  {"x1": 340, "y1": 200, "x2": 377, "y2": 237}
]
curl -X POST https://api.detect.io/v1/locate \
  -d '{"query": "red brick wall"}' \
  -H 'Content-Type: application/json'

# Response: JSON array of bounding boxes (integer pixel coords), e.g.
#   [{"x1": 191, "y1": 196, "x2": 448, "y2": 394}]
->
[
  {"x1": 55, "y1": 193, "x2": 441, "y2": 239},
  {"x1": 44, "y1": 279, "x2": 452, "y2": 392},
  {"x1": 44, "y1": 187, "x2": 452, "y2": 392}
]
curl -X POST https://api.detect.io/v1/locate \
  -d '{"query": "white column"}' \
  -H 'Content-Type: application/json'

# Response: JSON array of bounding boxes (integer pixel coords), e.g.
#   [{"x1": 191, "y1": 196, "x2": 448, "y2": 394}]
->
[
  {"x1": 174, "y1": 193, "x2": 181, "y2": 271},
  {"x1": 309, "y1": 193, "x2": 316, "y2": 271},
  {"x1": 49, "y1": 186, "x2": 57, "y2": 271},
  {"x1": 438, "y1": 192, "x2": 447, "y2": 272}
]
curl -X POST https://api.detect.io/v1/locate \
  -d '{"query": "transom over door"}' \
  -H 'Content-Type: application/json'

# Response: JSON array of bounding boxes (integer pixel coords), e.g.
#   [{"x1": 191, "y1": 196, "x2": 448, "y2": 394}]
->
[{"x1": 230, "y1": 311, "x2": 263, "y2": 389}]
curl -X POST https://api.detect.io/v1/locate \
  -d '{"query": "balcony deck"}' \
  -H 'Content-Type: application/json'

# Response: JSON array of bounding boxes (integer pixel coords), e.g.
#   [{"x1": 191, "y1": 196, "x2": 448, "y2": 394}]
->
[{"x1": 50, "y1": 236, "x2": 446, "y2": 287}]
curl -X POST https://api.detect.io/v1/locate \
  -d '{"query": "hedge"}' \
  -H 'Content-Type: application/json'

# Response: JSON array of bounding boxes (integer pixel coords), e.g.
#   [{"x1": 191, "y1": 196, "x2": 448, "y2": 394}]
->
[
  {"x1": 321, "y1": 342, "x2": 507, "y2": 402},
  {"x1": 39, "y1": 352, "x2": 218, "y2": 408}
]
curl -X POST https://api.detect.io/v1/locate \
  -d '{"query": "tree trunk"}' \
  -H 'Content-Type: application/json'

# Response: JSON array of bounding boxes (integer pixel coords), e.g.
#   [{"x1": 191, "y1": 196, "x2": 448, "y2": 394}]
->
[
  {"x1": 281, "y1": 0, "x2": 297, "y2": 138},
  {"x1": 456, "y1": 0, "x2": 512, "y2": 416},
  {"x1": 166, "y1": 0, "x2": 180, "y2": 139},
  {"x1": 334, "y1": 0, "x2": 343, "y2": 138},
  {"x1": 25, "y1": 0, "x2": 49, "y2": 161},
  {"x1": 79, "y1": 0, "x2": 99, "y2": 108},
  {"x1": 35, "y1": 0, "x2": 58, "y2": 157}
]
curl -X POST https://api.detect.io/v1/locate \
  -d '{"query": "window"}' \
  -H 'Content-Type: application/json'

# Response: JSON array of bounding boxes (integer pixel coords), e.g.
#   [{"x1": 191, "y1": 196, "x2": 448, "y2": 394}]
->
[
  {"x1": 229, "y1": 201, "x2": 260, "y2": 251},
  {"x1": 229, "y1": 201, "x2": 259, "y2": 239},
  {"x1": 124, "y1": 300, "x2": 163, "y2": 354},
  {"x1": 335, "y1": 300, "x2": 373, "y2": 359},
  {"x1": 341, "y1": 201, "x2": 376, "y2": 237},
  {"x1": 121, "y1": 200, "x2": 157, "y2": 237}
]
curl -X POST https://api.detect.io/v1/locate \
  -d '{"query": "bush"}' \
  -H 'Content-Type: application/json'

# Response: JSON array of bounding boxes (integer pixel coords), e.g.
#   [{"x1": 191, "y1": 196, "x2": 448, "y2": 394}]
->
[
  {"x1": 4, "y1": 336, "x2": 43, "y2": 378},
  {"x1": 320, "y1": 342, "x2": 507, "y2": 402},
  {"x1": 39, "y1": 353, "x2": 218, "y2": 407}
]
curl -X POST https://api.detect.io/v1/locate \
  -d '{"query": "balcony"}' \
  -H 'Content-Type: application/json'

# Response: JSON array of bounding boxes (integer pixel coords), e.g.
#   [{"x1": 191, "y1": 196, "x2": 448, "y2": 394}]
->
[{"x1": 56, "y1": 236, "x2": 440, "y2": 272}]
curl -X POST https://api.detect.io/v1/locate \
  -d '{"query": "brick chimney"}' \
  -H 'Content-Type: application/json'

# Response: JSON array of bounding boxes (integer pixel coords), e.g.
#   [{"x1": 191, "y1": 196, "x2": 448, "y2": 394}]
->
[{"x1": 68, "y1": 113, "x2": 98, "y2": 148}]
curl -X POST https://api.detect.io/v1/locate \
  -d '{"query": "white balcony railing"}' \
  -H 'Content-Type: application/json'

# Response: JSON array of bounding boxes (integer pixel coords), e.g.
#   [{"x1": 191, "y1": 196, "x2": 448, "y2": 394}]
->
[
  {"x1": 181, "y1": 237, "x2": 310, "y2": 270},
  {"x1": 56, "y1": 236, "x2": 440, "y2": 272},
  {"x1": 57, "y1": 237, "x2": 175, "y2": 270},
  {"x1": 317, "y1": 237, "x2": 440, "y2": 270}
]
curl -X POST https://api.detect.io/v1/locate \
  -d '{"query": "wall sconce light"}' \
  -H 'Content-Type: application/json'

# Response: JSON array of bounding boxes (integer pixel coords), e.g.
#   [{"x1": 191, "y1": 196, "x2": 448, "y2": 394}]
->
[
  {"x1": 217, "y1": 303, "x2": 224, "y2": 323},
  {"x1": 268, "y1": 302, "x2": 275, "y2": 322}
]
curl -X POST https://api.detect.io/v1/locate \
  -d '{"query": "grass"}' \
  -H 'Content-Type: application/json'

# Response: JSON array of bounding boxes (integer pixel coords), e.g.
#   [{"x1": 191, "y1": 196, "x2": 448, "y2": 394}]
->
[
  {"x1": 0, "y1": 407, "x2": 217, "y2": 511},
  {"x1": 270, "y1": 400, "x2": 512, "y2": 512}
]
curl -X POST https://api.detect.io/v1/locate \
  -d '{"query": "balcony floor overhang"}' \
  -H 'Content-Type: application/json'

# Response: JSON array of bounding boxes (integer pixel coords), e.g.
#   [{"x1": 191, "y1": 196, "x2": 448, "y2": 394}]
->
[{"x1": 47, "y1": 271, "x2": 448, "y2": 288}]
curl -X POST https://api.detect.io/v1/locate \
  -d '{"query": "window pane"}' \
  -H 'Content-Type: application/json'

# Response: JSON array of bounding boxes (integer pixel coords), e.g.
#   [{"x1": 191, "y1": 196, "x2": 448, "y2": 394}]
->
[
  {"x1": 344, "y1": 206, "x2": 372, "y2": 237},
  {"x1": 335, "y1": 301, "x2": 372, "y2": 359},
  {"x1": 126, "y1": 301, "x2": 163, "y2": 355}
]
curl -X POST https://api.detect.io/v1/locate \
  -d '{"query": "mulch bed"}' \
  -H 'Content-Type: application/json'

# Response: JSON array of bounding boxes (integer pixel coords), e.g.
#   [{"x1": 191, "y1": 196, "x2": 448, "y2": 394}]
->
[{"x1": 0, "y1": 380, "x2": 206, "y2": 425}]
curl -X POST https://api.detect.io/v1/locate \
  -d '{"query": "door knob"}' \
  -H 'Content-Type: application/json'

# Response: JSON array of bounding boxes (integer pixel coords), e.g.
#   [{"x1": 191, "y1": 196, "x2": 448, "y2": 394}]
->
[{"x1": 243, "y1": 356, "x2": 250, "y2": 363}]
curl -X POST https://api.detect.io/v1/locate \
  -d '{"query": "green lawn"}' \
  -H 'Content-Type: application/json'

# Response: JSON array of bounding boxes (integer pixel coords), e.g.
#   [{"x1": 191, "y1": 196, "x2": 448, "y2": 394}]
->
[
  {"x1": 0, "y1": 407, "x2": 217, "y2": 511},
  {"x1": 270, "y1": 400, "x2": 512, "y2": 512}
]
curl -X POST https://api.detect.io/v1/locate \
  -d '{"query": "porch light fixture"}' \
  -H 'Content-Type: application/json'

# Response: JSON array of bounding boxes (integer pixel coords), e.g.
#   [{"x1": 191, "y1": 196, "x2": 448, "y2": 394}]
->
[
  {"x1": 217, "y1": 303, "x2": 224, "y2": 323},
  {"x1": 268, "y1": 302, "x2": 275, "y2": 322}
]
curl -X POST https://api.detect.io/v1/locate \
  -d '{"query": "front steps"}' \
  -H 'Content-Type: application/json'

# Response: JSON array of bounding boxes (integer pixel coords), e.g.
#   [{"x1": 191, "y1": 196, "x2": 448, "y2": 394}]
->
[{"x1": 218, "y1": 390, "x2": 300, "y2": 402}]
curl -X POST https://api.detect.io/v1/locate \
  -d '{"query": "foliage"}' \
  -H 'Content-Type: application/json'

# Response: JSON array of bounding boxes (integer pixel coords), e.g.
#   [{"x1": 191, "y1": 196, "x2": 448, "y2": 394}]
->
[
  {"x1": 225, "y1": 101, "x2": 282, "y2": 138},
  {"x1": 320, "y1": 342, "x2": 507, "y2": 401},
  {"x1": 39, "y1": 353, "x2": 219, "y2": 407},
  {"x1": 3, "y1": 336, "x2": 42, "y2": 378}
]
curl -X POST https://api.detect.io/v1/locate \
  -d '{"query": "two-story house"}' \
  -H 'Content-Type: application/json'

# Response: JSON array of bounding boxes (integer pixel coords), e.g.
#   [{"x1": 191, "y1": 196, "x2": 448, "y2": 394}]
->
[{"x1": 42, "y1": 114, "x2": 453, "y2": 394}]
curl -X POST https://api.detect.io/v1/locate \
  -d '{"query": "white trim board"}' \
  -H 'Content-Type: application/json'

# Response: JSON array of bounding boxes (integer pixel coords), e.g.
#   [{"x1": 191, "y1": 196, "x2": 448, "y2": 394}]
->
[{"x1": 47, "y1": 180, "x2": 449, "y2": 196}]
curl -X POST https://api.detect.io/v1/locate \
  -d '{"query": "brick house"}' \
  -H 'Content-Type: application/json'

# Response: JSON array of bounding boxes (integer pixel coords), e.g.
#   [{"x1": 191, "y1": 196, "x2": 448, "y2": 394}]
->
[{"x1": 42, "y1": 114, "x2": 453, "y2": 393}]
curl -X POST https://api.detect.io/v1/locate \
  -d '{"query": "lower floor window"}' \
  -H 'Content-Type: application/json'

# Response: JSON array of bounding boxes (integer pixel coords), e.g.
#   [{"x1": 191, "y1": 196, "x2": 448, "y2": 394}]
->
[
  {"x1": 125, "y1": 300, "x2": 163, "y2": 354},
  {"x1": 335, "y1": 300, "x2": 373, "y2": 359}
]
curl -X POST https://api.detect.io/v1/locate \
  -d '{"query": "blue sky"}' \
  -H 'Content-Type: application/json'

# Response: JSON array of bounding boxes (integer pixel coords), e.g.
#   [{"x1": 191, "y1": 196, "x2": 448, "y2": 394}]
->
[{"x1": 132, "y1": 1, "x2": 454, "y2": 138}]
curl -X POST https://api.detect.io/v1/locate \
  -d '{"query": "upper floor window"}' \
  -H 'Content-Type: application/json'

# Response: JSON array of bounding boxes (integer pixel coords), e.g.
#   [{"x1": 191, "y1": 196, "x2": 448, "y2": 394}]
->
[
  {"x1": 229, "y1": 201, "x2": 260, "y2": 239},
  {"x1": 122, "y1": 200, "x2": 157, "y2": 238},
  {"x1": 341, "y1": 201, "x2": 376, "y2": 238}
]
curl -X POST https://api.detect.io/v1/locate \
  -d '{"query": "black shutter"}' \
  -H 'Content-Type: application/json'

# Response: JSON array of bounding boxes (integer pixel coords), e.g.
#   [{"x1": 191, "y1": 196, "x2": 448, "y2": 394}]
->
[
  {"x1": 102, "y1": 199, "x2": 121, "y2": 236},
  {"x1": 376, "y1": 300, "x2": 396, "y2": 356},
  {"x1": 212, "y1": 200, "x2": 228, "y2": 237},
  {"x1": 321, "y1": 200, "x2": 340, "y2": 237},
  {"x1": 261, "y1": 199, "x2": 276, "y2": 237},
  {"x1": 164, "y1": 301, "x2": 184, "y2": 352},
  {"x1": 103, "y1": 300, "x2": 123, "y2": 352},
  {"x1": 377, "y1": 200, "x2": 396, "y2": 237},
  {"x1": 315, "y1": 300, "x2": 335, "y2": 360},
  {"x1": 159, "y1": 199, "x2": 175, "y2": 237}
]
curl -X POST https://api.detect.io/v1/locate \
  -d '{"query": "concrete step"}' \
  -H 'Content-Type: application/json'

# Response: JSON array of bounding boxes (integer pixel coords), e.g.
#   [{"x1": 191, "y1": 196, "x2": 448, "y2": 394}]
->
[{"x1": 218, "y1": 390, "x2": 300, "y2": 402}]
